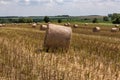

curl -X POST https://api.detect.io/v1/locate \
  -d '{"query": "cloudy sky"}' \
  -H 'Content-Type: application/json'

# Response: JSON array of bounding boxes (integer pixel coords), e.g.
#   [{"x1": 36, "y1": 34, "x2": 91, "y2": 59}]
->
[{"x1": 0, "y1": 0, "x2": 120, "y2": 16}]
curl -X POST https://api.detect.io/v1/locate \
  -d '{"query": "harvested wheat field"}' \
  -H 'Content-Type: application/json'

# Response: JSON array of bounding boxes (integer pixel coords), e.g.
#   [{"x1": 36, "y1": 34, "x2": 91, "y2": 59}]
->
[{"x1": 0, "y1": 23, "x2": 120, "y2": 80}]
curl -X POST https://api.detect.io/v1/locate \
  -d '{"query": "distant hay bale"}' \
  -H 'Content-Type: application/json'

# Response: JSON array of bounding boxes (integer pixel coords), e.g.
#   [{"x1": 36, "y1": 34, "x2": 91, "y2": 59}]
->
[
  {"x1": 93, "y1": 27, "x2": 100, "y2": 32},
  {"x1": 111, "y1": 28, "x2": 119, "y2": 32},
  {"x1": 48, "y1": 22, "x2": 51, "y2": 24},
  {"x1": 37, "y1": 23, "x2": 40, "y2": 25},
  {"x1": 115, "y1": 24, "x2": 119, "y2": 28},
  {"x1": 67, "y1": 22, "x2": 71, "y2": 26},
  {"x1": 85, "y1": 23, "x2": 88, "y2": 26},
  {"x1": 32, "y1": 23, "x2": 37, "y2": 28},
  {"x1": 14, "y1": 23, "x2": 17, "y2": 25},
  {"x1": 44, "y1": 24, "x2": 72, "y2": 52},
  {"x1": 73, "y1": 24, "x2": 78, "y2": 28},
  {"x1": 64, "y1": 23, "x2": 68, "y2": 26},
  {"x1": 64, "y1": 22, "x2": 71, "y2": 26},
  {"x1": 2, "y1": 24, "x2": 5, "y2": 27},
  {"x1": 0, "y1": 24, "x2": 2, "y2": 27},
  {"x1": 40, "y1": 24, "x2": 47, "y2": 30},
  {"x1": 29, "y1": 23, "x2": 32, "y2": 25}
]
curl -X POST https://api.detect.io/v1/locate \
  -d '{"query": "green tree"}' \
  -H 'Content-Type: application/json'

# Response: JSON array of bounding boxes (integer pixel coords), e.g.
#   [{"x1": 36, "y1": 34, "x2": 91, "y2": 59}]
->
[
  {"x1": 58, "y1": 19, "x2": 62, "y2": 23},
  {"x1": 19, "y1": 18, "x2": 27, "y2": 23},
  {"x1": 92, "y1": 18, "x2": 98, "y2": 23},
  {"x1": 112, "y1": 17, "x2": 120, "y2": 24},
  {"x1": 109, "y1": 13, "x2": 120, "y2": 24},
  {"x1": 103, "y1": 16, "x2": 109, "y2": 21},
  {"x1": 44, "y1": 16, "x2": 50, "y2": 23},
  {"x1": 26, "y1": 18, "x2": 33, "y2": 23},
  {"x1": 111, "y1": 13, "x2": 120, "y2": 20},
  {"x1": 108, "y1": 14, "x2": 112, "y2": 18}
]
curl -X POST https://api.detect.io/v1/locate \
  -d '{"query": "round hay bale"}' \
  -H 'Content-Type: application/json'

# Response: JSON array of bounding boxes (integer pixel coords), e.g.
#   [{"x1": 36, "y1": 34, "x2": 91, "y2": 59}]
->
[
  {"x1": 44, "y1": 24, "x2": 72, "y2": 52},
  {"x1": 67, "y1": 22, "x2": 71, "y2": 26},
  {"x1": 2, "y1": 24, "x2": 5, "y2": 25},
  {"x1": 115, "y1": 24, "x2": 119, "y2": 28},
  {"x1": 37, "y1": 23, "x2": 40, "y2": 25},
  {"x1": 85, "y1": 23, "x2": 88, "y2": 26},
  {"x1": 64, "y1": 22, "x2": 71, "y2": 27},
  {"x1": 32, "y1": 23, "x2": 37, "y2": 28},
  {"x1": 40, "y1": 25, "x2": 47, "y2": 30},
  {"x1": 14, "y1": 23, "x2": 17, "y2": 25},
  {"x1": 48, "y1": 22, "x2": 51, "y2": 24},
  {"x1": 0, "y1": 24, "x2": 2, "y2": 27},
  {"x1": 64, "y1": 23, "x2": 68, "y2": 26},
  {"x1": 73, "y1": 24, "x2": 78, "y2": 28},
  {"x1": 111, "y1": 28, "x2": 119, "y2": 32},
  {"x1": 93, "y1": 27, "x2": 100, "y2": 32}
]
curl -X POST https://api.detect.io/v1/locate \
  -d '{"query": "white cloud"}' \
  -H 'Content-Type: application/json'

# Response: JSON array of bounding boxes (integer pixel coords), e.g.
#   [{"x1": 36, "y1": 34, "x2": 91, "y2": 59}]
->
[
  {"x1": 0, "y1": 0, "x2": 120, "y2": 5},
  {"x1": 0, "y1": 0, "x2": 11, "y2": 4},
  {"x1": 0, "y1": 0, "x2": 120, "y2": 16}
]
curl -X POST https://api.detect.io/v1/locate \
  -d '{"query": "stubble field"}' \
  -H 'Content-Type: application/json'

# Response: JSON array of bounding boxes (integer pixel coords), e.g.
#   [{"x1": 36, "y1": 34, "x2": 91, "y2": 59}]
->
[{"x1": 0, "y1": 23, "x2": 120, "y2": 80}]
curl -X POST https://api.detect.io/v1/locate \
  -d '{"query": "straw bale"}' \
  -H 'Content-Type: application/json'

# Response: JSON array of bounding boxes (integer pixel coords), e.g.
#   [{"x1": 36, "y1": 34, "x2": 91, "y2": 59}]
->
[
  {"x1": 111, "y1": 28, "x2": 119, "y2": 32},
  {"x1": 40, "y1": 24, "x2": 47, "y2": 30},
  {"x1": 93, "y1": 27, "x2": 100, "y2": 32},
  {"x1": 44, "y1": 24, "x2": 72, "y2": 52}
]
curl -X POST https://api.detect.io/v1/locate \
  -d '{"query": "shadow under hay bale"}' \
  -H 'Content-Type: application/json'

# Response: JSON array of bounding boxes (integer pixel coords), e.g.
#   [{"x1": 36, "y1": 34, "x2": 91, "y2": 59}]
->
[
  {"x1": 40, "y1": 24, "x2": 47, "y2": 31},
  {"x1": 44, "y1": 24, "x2": 72, "y2": 52},
  {"x1": 93, "y1": 27, "x2": 100, "y2": 32}
]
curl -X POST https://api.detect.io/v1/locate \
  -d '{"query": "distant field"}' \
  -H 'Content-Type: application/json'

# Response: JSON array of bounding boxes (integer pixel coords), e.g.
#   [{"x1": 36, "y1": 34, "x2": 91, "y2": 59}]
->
[{"x1": 0, "y1": 23, "x2": 120, "y2": 80}]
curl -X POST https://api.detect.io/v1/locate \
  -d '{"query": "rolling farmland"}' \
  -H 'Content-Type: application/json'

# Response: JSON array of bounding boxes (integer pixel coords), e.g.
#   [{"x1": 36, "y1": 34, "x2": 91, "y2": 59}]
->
[{"x1": 0, "y1": 23, "x2": 120, "y2": 80}]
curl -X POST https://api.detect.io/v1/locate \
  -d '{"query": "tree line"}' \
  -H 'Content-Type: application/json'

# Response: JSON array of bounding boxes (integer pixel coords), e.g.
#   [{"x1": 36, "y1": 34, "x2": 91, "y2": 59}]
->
[{"x1": 0, "y1": 13, "x2": 120, "y2": 24}]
